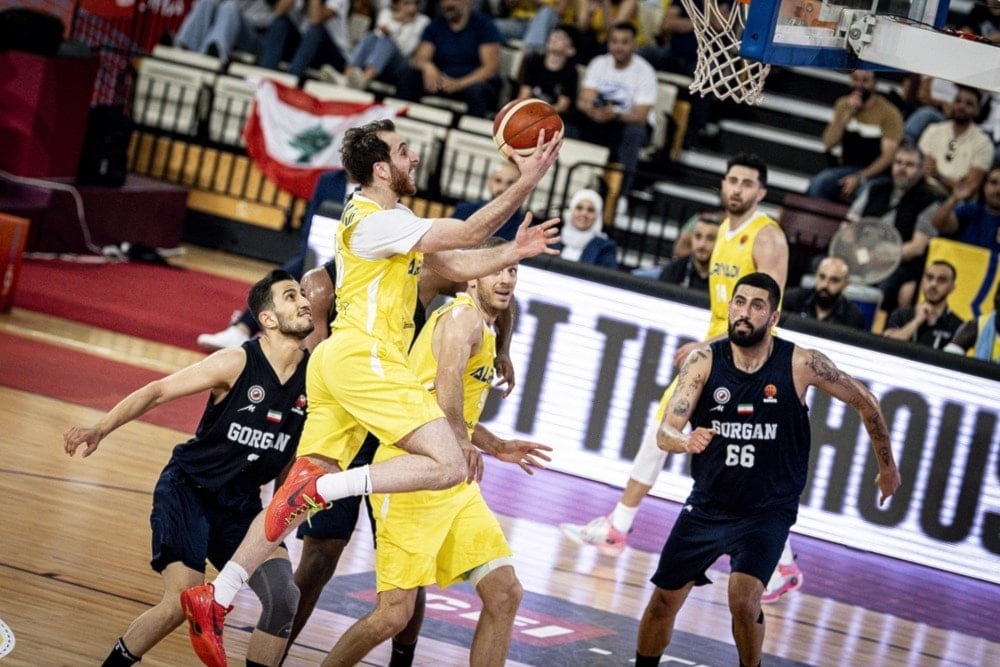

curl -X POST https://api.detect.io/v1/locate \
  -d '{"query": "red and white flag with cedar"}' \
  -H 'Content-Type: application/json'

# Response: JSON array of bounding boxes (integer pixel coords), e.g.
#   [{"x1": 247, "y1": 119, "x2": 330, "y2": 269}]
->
[{"x1": 243, "y1": 80, "x2": 397, "y2": 199}]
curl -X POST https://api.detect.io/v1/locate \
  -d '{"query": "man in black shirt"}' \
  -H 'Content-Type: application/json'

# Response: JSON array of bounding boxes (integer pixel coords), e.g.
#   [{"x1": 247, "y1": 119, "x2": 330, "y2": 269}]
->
[
  {"x1": 883, "y1": 260, "x2": 965, "y2": 349},
  {"x1": 782, "y1": 256, "x2": 867, "y2": 330},
  {"x1": 658, "y1": 214, "x2": 720, "y2": 291}
]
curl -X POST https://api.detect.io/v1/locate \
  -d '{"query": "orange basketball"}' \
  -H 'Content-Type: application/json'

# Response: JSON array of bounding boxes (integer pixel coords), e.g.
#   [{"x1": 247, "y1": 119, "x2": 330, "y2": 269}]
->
[{"x1": 492, "y1": 98, "x2": 563, "y2": 157}]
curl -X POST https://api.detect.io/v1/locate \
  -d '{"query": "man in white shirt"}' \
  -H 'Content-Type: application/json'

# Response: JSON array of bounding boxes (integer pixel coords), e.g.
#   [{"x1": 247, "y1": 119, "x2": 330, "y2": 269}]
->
[
  {"x1": 570, "y1": 21, "x2": 657, "y2": 196},
  {"x1": 918, "y1": 85, "x2": 994, "y2": 197}
]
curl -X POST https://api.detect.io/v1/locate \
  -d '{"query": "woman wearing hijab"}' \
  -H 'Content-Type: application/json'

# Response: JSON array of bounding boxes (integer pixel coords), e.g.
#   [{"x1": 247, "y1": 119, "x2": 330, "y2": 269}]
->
[{"x1": 555, "y1": 188, "x2": 619, "y2": 268}]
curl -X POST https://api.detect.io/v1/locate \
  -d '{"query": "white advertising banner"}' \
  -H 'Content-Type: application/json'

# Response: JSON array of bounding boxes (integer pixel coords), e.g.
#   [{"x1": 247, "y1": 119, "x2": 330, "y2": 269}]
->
[{"x1": 479, "y1": 263, "x2": 1000, "y2": 584}]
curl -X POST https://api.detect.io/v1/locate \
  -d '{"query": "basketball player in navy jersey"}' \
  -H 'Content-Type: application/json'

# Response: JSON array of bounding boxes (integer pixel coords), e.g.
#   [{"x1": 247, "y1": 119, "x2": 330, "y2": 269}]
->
[
  {"x1": 63, "y1": 269, "x2": 313, "y2": 667},
  {"x1": 635, "y1": 272, "x2": 901, "y2": 667}
]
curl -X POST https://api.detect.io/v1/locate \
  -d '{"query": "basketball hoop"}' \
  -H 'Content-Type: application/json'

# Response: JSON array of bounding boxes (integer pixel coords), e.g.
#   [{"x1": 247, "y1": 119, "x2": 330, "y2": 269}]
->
[{"x1": 680, "y1": 0, "x2": 771, "y2": 105}]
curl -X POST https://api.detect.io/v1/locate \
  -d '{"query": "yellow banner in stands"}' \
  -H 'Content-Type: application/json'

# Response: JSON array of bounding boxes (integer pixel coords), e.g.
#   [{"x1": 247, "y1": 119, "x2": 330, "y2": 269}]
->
[{"x1": 925, "y1": 238, "x2": 1000, "y2": 321}]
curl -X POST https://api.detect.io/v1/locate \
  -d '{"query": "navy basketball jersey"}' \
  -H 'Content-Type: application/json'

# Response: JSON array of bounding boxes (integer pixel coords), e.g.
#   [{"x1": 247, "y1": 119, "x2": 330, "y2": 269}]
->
[
  {"x1": 687, "y1": 338, "x2": 811, "y2": 512},
  {"x1": 171, "y1": 339, "x2": 308, "y2": 503}
]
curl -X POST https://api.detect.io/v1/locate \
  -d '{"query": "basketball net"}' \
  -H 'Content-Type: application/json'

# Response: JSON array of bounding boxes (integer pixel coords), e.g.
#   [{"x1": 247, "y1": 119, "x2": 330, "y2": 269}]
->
[{"x1": 680, "y1": 0, "x2": 771, "y2": 105}]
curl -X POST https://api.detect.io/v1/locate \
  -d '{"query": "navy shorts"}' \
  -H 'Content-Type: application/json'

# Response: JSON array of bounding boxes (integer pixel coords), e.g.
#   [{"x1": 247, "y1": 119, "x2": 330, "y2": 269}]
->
[
  {"x1": 149, "y1": 463, "x2": 266, "y2": 573},
  {"x1": 650, "y1": 502, "x2": 797, "y2": 590},
  {"x1": 296, "y1": 432, "x2": 378, "y2": 542}
]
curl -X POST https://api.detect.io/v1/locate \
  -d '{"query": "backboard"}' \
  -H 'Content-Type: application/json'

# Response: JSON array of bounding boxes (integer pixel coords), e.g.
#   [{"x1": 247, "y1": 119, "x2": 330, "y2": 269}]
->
[{"x1": 741, "y1": 0, "x2": 950, "y2": 69}]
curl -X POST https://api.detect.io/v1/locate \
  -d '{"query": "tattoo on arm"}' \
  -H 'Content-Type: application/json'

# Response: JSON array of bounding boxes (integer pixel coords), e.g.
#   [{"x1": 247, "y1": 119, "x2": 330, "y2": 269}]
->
[{"x1": 807, "y1": 349, "x2": 846, "y2": 385}]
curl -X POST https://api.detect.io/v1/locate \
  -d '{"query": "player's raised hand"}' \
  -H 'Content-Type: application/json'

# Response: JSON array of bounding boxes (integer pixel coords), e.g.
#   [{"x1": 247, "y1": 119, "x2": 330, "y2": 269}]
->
[
  {"x1": 513, "y1": 214, "x2": 561, "y2": 258},
  {"x1": 509, "y1": 128, "x2": 563, "y2": 183}
]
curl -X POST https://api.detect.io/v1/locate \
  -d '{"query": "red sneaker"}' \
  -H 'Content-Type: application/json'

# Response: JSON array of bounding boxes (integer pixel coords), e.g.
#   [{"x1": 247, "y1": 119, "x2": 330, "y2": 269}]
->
[
  {"x1": 264, "y1": 457, "x2": 328, "y2": 541},
  {"x1": 180, "y1": 583, "x2": 231, "y2": 667}
]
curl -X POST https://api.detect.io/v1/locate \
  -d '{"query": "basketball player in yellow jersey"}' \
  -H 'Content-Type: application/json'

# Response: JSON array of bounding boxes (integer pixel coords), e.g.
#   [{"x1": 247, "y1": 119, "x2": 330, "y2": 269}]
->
[
  {"x1": 325, "y1": 240, "x2": 551, "y2": 666},
  {"x1": 181, "y1": 119, "x2": 562, "y2": 667},
  {"x1": 560, "y1": 154, "x2": 795, "y2": 595}
]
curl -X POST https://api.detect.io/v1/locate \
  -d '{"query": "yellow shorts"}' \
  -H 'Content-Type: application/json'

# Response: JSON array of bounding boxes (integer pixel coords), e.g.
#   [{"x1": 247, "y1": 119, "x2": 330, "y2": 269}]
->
[
  {"x1": 295, "y1": 332, "x2": 444, "y2": 466},
  {"x1": 371, "y1": 446, "x2": 511, "y2": 592}
]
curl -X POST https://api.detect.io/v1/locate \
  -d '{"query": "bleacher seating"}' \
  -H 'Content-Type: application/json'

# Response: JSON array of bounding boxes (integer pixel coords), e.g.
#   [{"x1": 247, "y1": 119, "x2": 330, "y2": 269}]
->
[
  {"x1": 302, "y1": 80, "x2": 376, "y2": 103},
  {"x1": 133, "y1": 56, "x2": 215, "y2": 135}
]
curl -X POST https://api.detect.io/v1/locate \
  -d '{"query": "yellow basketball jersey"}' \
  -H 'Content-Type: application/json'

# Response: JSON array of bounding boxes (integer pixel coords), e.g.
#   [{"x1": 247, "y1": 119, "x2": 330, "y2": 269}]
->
[
  {"x1": 707, "y1": 212, "x2": 781, "y2": 338},
  {"x1": 409, "y1": 293, "x2": 496, "y2": 437},
  {"x1": 331, "y1": 195, "x2": 422, "y2": 354}
]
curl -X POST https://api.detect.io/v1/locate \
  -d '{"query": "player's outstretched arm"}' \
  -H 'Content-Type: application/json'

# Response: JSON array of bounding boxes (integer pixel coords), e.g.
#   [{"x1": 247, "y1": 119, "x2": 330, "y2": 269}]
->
[
  {"x1": 63, "y1": 348, "x2": 246, "y2": 458},
  {"x1": 657, "y1": 346, "x2": 716, "y2": 454},
  {"x1": 423, "y1": 214, "x2": 560, "y2": 282},
  {"x1": 795, "y1": 346, "x2": 900, "y2": 505},
  {"x1": 472, "y1": 424, "x2": 552, "y2": 475}
]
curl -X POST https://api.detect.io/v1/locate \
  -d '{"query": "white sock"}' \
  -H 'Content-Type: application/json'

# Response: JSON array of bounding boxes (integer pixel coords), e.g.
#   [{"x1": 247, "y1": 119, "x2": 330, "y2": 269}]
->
[
  {"x1": 611, "y1": 502, "x2": 639, "y2": 533},
  {"x1": 316, "y1": 465, "x2": 372, "y2": 501},
  {"x1": 212, "y1": 561, "x2": 249, "y2": 608},
  {"x1": 779, "y1": 538, "x2": 795, "y2": 566}
]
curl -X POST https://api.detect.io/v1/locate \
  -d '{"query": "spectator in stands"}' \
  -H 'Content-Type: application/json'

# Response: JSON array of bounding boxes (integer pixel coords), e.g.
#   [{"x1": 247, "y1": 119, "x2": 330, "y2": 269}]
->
[
  {"x1": 637, "y1": 0, "x2": 706, "y2": 77},
  {"x1": 452, "y1": 161, "x2": 525, "y2": 241},
  {"x1": 782, "y1": 255, "x2": 867, "y2": 330},
  {"x1": 654, "y1": 213, "x2": 719, "y2": 289},
  {"x1": 960, "y1": 0, "x2": 1000, "y2": 42},
  {"x1": 343, "y1": 0, "x2": 430, "y2": 89},
  {"x1": 175, "y1": 0, "x2": 275, "y2": 63},
  {"x1": 516, "y1": 24, "x2": 579, "y2": 122},
  {"x1": 945, "y1": 287, "x2": 1000, "y2": 363},
  {"x1": 918, "y1": 85, "x2": 993, "y2": 197},
  {"x1": 931, "y1": 165, "x2": 1000, "y2": 256},
  {"x1": 570, "y1": 21, "x2": 656, "y2": 197},
  {"x1": 847, "y1": 141, "x2": 943, "y2": 312},
  {"x1": 395, "y1": 0, "x2": 503, "y2": 118},
  {"x1": 807, "y1": 70, "x2": 904, "y2": 204},
  {"x1": 573, "y1": 0, "x2": 640, "y2": 63},
  {"x1": 259, "y1": 0, "x2": 350, "y2": 83},
  {"x1": 553, "y1": 188, "x2": 618, "y2": 268},
  {"x1": 494, "y1": 0, "x2": 567, "y2": 53},
  {"x1": 883, "y1": 260, "x2": 965, "y2": 349}
]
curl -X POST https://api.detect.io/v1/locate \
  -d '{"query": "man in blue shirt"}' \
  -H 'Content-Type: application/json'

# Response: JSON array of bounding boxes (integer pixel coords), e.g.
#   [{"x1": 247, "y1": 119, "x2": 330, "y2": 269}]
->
[{"x1": 395, "y1": 0, "x2": 503, "y2": 118}]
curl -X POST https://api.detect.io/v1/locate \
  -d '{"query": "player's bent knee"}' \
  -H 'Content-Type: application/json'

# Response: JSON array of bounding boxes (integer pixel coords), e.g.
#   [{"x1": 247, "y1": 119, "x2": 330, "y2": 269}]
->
[{"x1": 249, "y1": 558, "x2": 300, "y2": 638}]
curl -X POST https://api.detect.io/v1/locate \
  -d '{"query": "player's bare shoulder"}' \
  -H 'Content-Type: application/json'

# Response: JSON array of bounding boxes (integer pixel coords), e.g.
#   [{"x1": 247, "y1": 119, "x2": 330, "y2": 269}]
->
[{"x1": 793, "y1": 345, "x2": 850, "y2": 389}]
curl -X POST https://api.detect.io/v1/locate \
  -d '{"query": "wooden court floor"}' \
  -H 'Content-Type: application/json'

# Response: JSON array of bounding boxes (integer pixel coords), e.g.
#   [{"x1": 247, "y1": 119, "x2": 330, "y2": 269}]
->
[{"x1": 0, "y1": 246, "x2": 996, "y2": 666}]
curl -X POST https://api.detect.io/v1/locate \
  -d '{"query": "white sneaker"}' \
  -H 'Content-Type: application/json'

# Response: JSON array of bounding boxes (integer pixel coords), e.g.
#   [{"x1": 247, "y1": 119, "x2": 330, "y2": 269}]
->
[
  {"x1": 559, "y1": 515, "x2": 628, "y2": 556},
  {"x1": 197, "y1": 325, "x2": 249, "y2": 351}
]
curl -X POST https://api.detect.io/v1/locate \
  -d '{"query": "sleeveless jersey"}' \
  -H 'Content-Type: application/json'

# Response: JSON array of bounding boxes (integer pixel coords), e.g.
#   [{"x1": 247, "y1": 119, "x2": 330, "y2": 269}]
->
[
  {"x1": 322, "y1": 258, "x2": 428, "y2": 343},
  {"x1": 707, "y1": 212, "x2": 781, "y2": 338},
  {"x1": 409, "y1": 293, "x2": 496, "y2": 437},
  {"x1": 332, "y1": 195, "x2": 423, "y2": 355},
  {"x1": 687, "y1": 338, "x2": 811, "y2": 512},
  {"x1": 170, "y1": 339, "x2": 308, "y2": 506}
]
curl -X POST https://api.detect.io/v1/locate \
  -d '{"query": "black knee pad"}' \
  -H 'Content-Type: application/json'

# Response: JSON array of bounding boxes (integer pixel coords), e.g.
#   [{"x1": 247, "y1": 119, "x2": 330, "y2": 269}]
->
[{"x1": 248, "y1": 558, "x2": 300, "y2": 638}]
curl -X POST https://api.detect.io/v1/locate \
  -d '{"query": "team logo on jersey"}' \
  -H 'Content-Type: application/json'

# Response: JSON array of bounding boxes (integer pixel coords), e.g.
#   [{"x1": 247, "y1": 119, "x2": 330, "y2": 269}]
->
[
  {"x1": 248, "y1": 385, "x2": 265, "y2": 403},
  {"x1": 739, "y1": 234, "x2": 749, "y2": 246},
  {"x1": 711, "y1": 387, "x2": 731, "y2": 412},
  {"x1": 292, "y1": 394, "x2": 307, "y2": 415},
  {"x1": 763, "y1": 384, "x2": 778, "y2": 403}
]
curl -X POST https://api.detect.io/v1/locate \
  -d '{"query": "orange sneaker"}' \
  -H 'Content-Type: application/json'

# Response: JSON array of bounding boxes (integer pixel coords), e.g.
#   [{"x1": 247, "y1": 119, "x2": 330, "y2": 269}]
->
[
  {"x1": 264, "y1": 457, "x2": 328, "y2": 541},
  {"x1": 180, "y1": 583, "x2": 231, "y2": 667}
]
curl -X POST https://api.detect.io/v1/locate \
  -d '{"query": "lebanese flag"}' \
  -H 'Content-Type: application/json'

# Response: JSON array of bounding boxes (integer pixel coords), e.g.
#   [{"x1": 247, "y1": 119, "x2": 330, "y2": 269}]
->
[{"x1": 243, "y1": 80, "x2": 398, "y2": 199}]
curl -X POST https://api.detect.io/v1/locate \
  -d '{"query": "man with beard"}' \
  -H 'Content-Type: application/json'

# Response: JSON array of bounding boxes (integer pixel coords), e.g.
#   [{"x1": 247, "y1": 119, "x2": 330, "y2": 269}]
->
[
  {"x1": 883, "y1": 260, "x2": 966, "y2": 349},
  {"x1": 323, "y1": 238, "x2": 551, "y2": 666},
  {"x1": 561, "y1": 153, "x2": 801, "y2": 604},
  {"x1": 635, "y1": 272, "x2": 901, "y2": 667},
  {"x1": 806, "y1": 70, "x2": 903, "y2": 203},
  {"x1": 64, "y1": 270, "x2": 313, "y2": 667},
  {"x1": 181, "y1": 118, "x2": 562, "y2": 667},
  {"x1": 847, "y1": 141, "x2": 943, "y2": 313},
  {"x1": 395, "y1": 0, "x2": 503, "y2": 118},
  {"x1": 782, "y1": 255, "x2": 866, "y2": 330},
  {"x1": 656, "y1": 213, "x2": 720, "y2": 290},
  {"x1": 918, "y1": 85, "x2": 993, "y2": 197}
]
